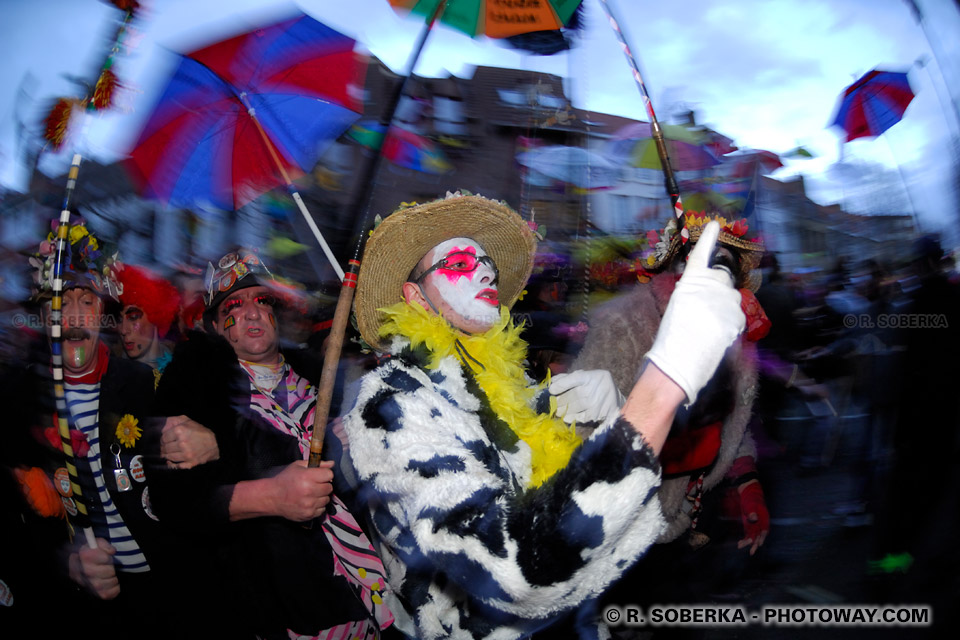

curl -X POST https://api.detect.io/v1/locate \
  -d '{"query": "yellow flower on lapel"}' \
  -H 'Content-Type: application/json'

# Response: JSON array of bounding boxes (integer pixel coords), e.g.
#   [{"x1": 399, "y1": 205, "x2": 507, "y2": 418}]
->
[{"x1": 116, "y1": 414, "x2": 141, "y2": 448}]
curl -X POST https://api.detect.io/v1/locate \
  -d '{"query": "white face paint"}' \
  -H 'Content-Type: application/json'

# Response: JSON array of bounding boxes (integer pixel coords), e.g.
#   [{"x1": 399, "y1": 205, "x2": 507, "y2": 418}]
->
[{"x1": 418, "y1": 237, "x2": 500, "y2": 334}]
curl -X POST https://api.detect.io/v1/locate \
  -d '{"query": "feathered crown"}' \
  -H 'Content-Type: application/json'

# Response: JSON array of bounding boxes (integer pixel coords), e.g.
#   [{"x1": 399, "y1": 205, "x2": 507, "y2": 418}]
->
[{"x1": 642, "y1": 211, "x2": 765, "y2": 290}]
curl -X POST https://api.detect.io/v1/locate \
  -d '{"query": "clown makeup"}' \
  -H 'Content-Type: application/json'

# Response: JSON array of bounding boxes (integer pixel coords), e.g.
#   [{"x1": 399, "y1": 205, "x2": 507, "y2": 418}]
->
[
  {"x1": 120, "y1": 304, "x2": 159, "y2": 362},
  {"x1": 215, "y1": 285, "x2": 281, "y2": 364},
  {"x1": 408, "y1": 238, "x2": 501, "y2": 334}
]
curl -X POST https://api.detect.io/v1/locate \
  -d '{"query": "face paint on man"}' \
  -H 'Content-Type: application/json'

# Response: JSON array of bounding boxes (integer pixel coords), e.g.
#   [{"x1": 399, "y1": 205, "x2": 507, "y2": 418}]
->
[
  {"x1": 214, "y1": 286, "x2": 281, "y2": 364},
  {"x1": 119, "y1": 305, "x2": 159, "y2": 361},
  {"x1": 49, "y1": 287, "x2": 102, "y2": 375},
  {"x1": 408, "y1": 238, "x2": 501, "y2": 335}
]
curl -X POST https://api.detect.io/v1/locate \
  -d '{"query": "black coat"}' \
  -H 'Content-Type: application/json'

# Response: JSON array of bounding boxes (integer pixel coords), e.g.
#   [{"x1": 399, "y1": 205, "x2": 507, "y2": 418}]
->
[
  {"x1": 150, "y1": 330, "x2": 371, "y2": 638},
  {"x1": 1, "y1": 347, "x2": 179, "y2": 638}
]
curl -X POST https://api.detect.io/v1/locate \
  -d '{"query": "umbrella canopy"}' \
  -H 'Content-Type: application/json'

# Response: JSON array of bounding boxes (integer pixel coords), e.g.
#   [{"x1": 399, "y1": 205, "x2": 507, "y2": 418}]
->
[
  {"x1": 382, "y1": 127, "x2": 453, "y2": 174},
  {"x1": 723, "y1": 149, "x2": 783, "y2": 176},
  {"x1": 606, "y1": 122, "x2": 721, "y2": 171},
  {"x1": 680, "y1": 188, "x2": 745, "y2": 214},
  {"x1": 517, "y1": 144, "x2": 620, "y2": 190},
  {"x1": 389, "y1": 0, "x2": 583, "y2": 39},
  {"x1": 127, "y1": 14, "x2": 365, "y2": 210},
  {"x1": 831, "y1": 69, "x2": 915, "y2": 142},
  {"x1": 348, "y1": 121, "x2": 453, "y2": 174}
]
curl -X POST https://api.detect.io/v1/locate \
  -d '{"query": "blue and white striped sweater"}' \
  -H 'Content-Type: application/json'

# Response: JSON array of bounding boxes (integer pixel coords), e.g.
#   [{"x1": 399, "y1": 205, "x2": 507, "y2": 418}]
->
[{"x1": 66, "y1": 381, "x2": 149, "y2": 572}]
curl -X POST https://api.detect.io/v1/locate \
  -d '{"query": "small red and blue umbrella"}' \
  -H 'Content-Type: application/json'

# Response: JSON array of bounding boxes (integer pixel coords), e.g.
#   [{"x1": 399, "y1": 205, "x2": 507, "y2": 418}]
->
[
  {"x1": 830, "y1": 69, "x2": 915, "y2": 142},
  {"x1": 127, "y1": 14, "x2": 366, "y2": 279},
  {"x1": 348, "y1": 121, "x2": 452, "y2": 174},
  {"x1": 382, "y1": 127, "x2": 453, "y2": 174}
]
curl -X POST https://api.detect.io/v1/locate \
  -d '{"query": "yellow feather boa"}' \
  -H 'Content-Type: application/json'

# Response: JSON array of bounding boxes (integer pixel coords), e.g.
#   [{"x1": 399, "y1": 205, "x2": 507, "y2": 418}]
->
[{"x1": 379, "y1": 302, "x2": 582, "y2": 488}]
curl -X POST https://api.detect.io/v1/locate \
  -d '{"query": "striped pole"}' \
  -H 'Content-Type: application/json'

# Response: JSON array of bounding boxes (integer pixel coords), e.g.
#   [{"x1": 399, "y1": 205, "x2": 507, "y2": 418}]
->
[
  {"x1": 598, "y1": 0, "x2": 689, "y2": 245},
  {"x1": 50, "y1": 163, "x2": 97, "y2": 550},
  {"x1": 47, "y1": 5, "x2": 136, "y2": 548}
]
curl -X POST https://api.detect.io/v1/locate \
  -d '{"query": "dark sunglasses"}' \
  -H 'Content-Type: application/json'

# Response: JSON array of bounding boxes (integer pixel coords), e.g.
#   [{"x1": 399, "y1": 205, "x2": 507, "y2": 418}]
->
[{"x1": 415, "y1": 250, "x2": 498, "y2": 284}]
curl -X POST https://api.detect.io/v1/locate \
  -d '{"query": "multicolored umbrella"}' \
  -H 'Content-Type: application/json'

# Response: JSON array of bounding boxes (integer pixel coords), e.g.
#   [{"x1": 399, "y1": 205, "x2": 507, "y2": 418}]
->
[
  {"x1": 830, "y1": 69, "x2": 915, "y2": 142},
  {"x1": 388, "y1": 0, "x2": 583, "y2": 39},
  {"x1": 348, "y1": 121, "x2": 452, "y2": 174},
  {"x1": 383, "y1": 127, "x2": 453, "y2": 174},
  {"x1": 127, "y1": 14, "x2": 366, "y2": 279},
  {"x1": 723, "y1": 148, "x2": 783, "y2": 175},
  {"x1": 606, "y1": 122, "x2": 721, "y2": 171}
]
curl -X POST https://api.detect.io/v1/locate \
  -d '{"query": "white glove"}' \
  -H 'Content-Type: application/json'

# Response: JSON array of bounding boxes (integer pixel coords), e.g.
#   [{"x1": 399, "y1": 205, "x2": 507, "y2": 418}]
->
[
  {"x1": 549, "y1": 369, "x2": 624, "y2": 425},
  {"x1": 644, "y1": 221, "x2": 745, "y2": 405}
]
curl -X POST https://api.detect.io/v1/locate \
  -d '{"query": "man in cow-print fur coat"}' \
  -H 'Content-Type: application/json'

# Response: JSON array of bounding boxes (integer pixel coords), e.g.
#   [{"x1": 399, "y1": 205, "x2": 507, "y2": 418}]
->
[{"x1": 340, "y1": 194, "x2": 746, "y2": 639}]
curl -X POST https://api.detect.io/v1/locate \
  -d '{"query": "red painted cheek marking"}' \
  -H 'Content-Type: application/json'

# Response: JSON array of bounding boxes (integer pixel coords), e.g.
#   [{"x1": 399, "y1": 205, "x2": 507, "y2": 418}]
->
[
  {"x1": 223, "y1": 315, "x2": 236, "y2": 331},
  {"x1": 268, "y1": 313, "x2": 276, "y2": 328},
  {"x1": 436, "y1": 268, "x2": 474, "y2": 283}
]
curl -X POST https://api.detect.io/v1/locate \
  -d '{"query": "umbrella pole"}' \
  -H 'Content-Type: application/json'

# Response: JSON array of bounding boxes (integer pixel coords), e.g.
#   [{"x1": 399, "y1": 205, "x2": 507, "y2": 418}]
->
[
  {"x1": 239, "y1": 94, "x2": 345, "y2": 281},
  {"x1": 47, "y1": 6, "x2": 137, "y2": 551},
  {"x1": 306, "y1": 0, "x2": 449, "y2": 468},
  {"x1": 51, "y1": 157, "x2": 97, "y2": 551},
  {"x1": 598, "y1": 0, "x2": 689, "y2": 244}
]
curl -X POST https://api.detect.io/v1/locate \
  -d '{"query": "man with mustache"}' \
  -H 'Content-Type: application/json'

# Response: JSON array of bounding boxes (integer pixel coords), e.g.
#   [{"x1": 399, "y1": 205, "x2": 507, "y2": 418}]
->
[
  {"x1": 340, "y1": 192, "x2": 745, "y2": 639},
  {"x1": 9, "y1": 217, "x2": 184, "y2": 637},
  {"x1": 147, "y1": 249, "x2": 394, "y2": 639}
]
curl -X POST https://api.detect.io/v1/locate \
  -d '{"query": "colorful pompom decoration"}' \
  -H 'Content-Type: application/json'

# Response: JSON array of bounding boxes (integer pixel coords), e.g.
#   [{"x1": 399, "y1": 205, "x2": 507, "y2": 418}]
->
[
  {"x1": 43, "y1": 98, "x2": 78, "y2": 151},
  {"x1": 92, "y1": 69, "x2": 120, "y2": 111}
]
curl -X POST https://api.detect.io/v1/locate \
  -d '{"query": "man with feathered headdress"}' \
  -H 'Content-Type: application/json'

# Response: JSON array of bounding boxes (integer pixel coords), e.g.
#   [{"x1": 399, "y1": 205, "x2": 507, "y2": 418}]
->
[
  {"x1": 7, "y1": 216, "x2": 179, "y2": 637},
  {"x1": 574, "y1": 211, "x2": 771, "y2": 604}
]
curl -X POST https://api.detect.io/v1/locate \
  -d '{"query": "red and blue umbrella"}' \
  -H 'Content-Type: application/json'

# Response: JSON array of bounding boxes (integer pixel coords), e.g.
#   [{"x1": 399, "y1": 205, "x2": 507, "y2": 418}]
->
[
  {"x1": 830, "y1": 69, "x2": 915, "y2": 142},
  {"x1": 127, "y1": 14, "x2": 365, "y2": 211}
]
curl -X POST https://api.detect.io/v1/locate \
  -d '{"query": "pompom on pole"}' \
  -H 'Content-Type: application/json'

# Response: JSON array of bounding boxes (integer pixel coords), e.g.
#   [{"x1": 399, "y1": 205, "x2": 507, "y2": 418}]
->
[
  {"x1": 43, "y1": 98, "x2": 80, "y2": 151},
  {"x1": 92, "y1": 69, "x2": 120, "y2": 111},
  {"x1": 102, "y1": 0, "x2": 140, "y2": 13}
]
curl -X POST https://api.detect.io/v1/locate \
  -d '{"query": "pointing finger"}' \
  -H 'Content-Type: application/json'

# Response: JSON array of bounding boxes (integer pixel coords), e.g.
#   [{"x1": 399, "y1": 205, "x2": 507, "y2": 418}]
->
[{"x1": 686, "y1": 220, "x2": 721, "y2": 271}]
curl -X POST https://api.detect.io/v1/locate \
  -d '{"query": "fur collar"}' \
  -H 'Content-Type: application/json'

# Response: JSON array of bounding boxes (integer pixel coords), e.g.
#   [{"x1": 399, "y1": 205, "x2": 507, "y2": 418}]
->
[{"x1": 379, "y1": 302, "x2": 581, "y2": 487}]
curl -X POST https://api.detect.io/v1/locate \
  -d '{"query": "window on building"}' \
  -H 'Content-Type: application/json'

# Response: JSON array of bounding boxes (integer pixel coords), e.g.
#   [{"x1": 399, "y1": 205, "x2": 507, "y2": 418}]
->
[
  {"x1": 433, "y1": 96, "x2": 468, "y2": 136},
  {"x1": 497, "y1": 89, "x2": 527, "y2": 106}
]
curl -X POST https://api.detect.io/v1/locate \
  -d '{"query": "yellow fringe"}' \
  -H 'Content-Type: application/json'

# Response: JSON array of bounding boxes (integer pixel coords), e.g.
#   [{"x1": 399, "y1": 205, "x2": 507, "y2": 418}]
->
[{"x1": 379, "y1": 302, "x2": 582, "y2": 488}]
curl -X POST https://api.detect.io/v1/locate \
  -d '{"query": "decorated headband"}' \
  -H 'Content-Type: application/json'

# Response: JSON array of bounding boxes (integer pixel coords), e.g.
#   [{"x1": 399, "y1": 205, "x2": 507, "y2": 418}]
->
[
  {"x1": 29, "y1": 218, "x2": 122, "y2": 302},
  {"x1": 203, "y1": 249, "x2": 274, "y2": 308},
  {"x1": 642, "y1": 211, "x2": 763, "y2": 270}
]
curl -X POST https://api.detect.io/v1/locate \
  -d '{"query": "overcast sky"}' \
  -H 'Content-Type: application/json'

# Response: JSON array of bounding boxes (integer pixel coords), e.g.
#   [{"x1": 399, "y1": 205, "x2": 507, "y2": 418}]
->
[{"x1": 2, "y1": 0, "x2": 959, "y2": 239}]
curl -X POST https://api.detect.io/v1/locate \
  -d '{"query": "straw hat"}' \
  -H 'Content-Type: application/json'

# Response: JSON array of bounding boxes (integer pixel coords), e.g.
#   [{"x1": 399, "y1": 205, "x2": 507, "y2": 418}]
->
[{"x1": 355, "y1": 193, "x2": 537, "y2": 351}]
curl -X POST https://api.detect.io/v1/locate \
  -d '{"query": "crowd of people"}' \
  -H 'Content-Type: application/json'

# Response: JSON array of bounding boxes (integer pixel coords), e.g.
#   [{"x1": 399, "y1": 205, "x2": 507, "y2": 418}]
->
[{"x1": 1, "y1": 191, "x2": 957, "y2": 639}]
